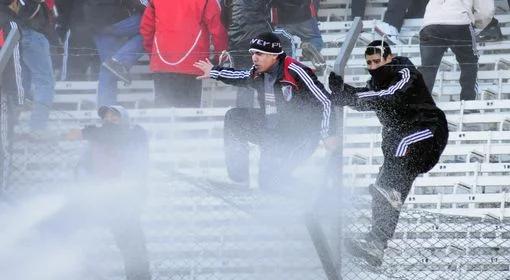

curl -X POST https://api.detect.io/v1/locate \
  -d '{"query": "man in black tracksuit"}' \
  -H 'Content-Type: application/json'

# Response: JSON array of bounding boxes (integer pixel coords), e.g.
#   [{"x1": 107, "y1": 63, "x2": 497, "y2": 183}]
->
[
  {"x1": 0, "y1": 0, "x2": 24, "y2": 191},
  {"x1": 329, "y1": 40, "x2": 448, "y2": 266},
  {"x1": 194, "y1": 32, "x2": 335, "y2": 190}
]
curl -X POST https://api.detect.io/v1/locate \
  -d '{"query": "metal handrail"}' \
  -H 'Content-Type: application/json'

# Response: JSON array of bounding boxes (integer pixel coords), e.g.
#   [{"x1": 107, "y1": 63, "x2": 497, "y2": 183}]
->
[{"x1": 0, "y1": 23, "x2": 20, "y2": 85}]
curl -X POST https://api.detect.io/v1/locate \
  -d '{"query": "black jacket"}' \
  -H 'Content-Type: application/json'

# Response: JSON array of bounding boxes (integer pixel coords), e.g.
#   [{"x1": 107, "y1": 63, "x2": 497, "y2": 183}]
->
[
  {"x1": 18, "y1": 0, "x2": 60, "y2": 43},
  {"x1": 0, "y1": 6, "x2": 24, "y2": 105},
  {"x1": 211, "y1": 56, "x2": 333, "y2": 139},
  {"x1": 80, "y1": 123, "x2": 148, "y2": 181},
  {"x1": 271, "y1": 0, "x2": 317, "y2": 25},
  {"x1": 55, "y1": 0, "x2": 83, "y2": 32},
  {"x1": 333, "y1": 56, "x2": 448, "y2": 157},
  {"x1": 220, "y1": 0, "x2": 273, "y2": 50}
]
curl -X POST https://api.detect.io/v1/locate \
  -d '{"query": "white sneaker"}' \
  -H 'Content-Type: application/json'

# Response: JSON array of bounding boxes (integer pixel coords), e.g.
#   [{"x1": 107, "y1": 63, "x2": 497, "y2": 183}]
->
[
  {"x1": 374, "y1": 21, "x2": 401, "y2": 44},
  {"x1": 375, "y1": 21, "x2": 399, "y2": 36}
]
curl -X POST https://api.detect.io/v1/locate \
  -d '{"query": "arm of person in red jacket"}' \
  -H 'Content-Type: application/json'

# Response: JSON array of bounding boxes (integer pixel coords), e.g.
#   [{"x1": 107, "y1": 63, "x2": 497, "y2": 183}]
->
[
  {"x1": 140, "y1": 0, "x2": 155, "y2": 54},
  {"x1": 203, "y1": 0, "x2": 228, "y2": 61}
]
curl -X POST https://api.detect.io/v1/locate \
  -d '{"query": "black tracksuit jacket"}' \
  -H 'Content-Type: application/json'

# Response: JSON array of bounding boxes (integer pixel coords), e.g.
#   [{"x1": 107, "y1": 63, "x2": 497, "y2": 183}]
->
[
  {"x1": 334, "y1": 56, "x2": 448, "y2": 161},
  {"x1": 211, "y1": 56, "x2": 333, "y2": 139},
  {"x1": 220, "y1": 0, "x2": 273, "y2": 50},
  {"x1": 0, "y1": 6, "x2": 24, "y2": 104}
]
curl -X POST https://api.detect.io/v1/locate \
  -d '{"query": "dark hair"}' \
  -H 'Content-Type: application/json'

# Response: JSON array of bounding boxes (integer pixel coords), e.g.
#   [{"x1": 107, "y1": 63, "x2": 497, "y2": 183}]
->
[{"x1": 365, "y1": 40, "x2": 392, "y2": 59}]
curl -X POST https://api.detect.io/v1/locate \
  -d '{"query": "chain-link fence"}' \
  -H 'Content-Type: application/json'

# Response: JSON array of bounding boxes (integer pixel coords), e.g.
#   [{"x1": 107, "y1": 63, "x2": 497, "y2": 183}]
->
[
  {"x1": 2, "y1": 7, "x2": 510, "y2": 279},
  {"x1": 1, "y1": 106, "x2": 509, "y2": 280}
]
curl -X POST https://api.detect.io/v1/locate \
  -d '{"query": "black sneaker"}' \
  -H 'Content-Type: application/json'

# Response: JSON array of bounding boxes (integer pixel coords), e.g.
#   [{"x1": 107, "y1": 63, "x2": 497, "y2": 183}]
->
[
  {"x1": 301, "y1": 42, "x2": 326, "y2": 72},
  {"x1": 477, "y1": 18, "x2": 503, "y2": 42},
  {"x1": 102, "y1": 58, "x2": 131, "y2": 85},
  {"x1": 345, "y1": 238, "x2": 385, "y2": 267}
]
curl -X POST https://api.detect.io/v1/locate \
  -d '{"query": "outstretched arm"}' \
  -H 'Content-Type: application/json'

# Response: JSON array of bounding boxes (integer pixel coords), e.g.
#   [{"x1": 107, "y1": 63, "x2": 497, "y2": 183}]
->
[
  {"x1": 329, "y1": 72, "x2": 371, "y2": 110},
  {"x1": 194, "y1": 58, "x2": 254, "y2": 87}
]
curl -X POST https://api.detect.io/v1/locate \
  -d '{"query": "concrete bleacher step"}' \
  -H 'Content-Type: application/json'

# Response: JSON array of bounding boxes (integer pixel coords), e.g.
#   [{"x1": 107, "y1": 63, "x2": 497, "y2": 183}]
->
[
  {"x1": 140, "y1": 176, "x2": 509, "y2": 280},
  {"x1": 142, "y1": 177, "x2": 326, "y2": 280}
]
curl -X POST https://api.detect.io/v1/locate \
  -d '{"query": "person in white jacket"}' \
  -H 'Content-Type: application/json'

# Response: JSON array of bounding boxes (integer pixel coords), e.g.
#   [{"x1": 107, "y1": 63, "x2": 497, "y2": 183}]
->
[{"x1": 419, "y1": 0, "x2": 494, "y2": 101}]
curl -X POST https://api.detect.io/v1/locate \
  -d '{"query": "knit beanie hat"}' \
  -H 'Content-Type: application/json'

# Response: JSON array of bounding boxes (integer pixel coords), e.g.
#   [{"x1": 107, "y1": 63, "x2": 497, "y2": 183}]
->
[{"x1": 249, "y1": 32, "x2": 283, "y2": 55}]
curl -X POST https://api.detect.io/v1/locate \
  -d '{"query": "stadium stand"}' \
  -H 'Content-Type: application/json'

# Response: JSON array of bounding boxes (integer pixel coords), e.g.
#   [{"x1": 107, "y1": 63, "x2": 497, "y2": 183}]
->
[{"x1": 4, "y1": 0, "x2": 510, "y2": 279}]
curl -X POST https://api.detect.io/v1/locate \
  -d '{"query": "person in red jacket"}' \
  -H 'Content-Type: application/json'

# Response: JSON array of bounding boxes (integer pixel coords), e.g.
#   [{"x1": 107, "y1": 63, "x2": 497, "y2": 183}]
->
[{"x1": 140, "y1": 0, "x2": 228, "y2": 108}]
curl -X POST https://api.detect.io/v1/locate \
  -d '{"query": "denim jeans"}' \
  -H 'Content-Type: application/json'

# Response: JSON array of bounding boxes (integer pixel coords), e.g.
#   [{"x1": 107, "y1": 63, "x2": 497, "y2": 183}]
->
[
  {"x1": 21, "y1": 28, "x2": 55, "y2": 131},
  {"x1": 94, "y1": 14, "x2": 144, "y2": 107},
  {"x1": 278, "y1": 17, "x2": 324, "y2": 51}
]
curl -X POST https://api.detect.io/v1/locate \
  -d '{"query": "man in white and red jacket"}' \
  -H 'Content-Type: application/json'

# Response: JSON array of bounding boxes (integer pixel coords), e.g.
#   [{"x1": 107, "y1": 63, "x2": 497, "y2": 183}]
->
[{"x1": 140, "y1": 0, "x2": 228, "y2": 108}]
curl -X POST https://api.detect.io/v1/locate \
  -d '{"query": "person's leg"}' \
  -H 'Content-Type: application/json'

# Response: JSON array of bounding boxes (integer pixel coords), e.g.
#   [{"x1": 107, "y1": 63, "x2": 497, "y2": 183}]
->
[
  {"x1": 153, "y1": 73, "x2": 172, "y2": 107},
  {"x1": 21, "y1": 28, "x2": 56, "y2": 132},
  {"x1": 258, "y1": 131, "x2": 319, "y2": 191},
  {"x1": 278, "y1": 22, "x2": 325, "y2": 72},
  {"x1": 153, "y1": 73, "x2": 202, "y2": 108},
  {"x1": 109, "y1": 15, "x2": 145, "y2": 68},
  {"x1": 224, "y1": 108, "x2": 265, "y2": 183},
  {"x1": 171, "y1": 73, "x2": 202, "y2": 108},
  {"x1": 419, "y1": 25, "x2": 448, "y2": 94},
  {"x1": 405, "y1": 0, "x2": 428, "y2": 19},
  {"x1": 94, "y1": 31, "x2": 124, "y2": 107},
  {"x1": 280, "y1": 18, "x2": 324, "y2": 52},
  {"x1": 369, "y1": 161, "x2": 417, "y2": 246},
  {"x1": 450, "y1": 25, "x2": 479, "y2": 101},
  {"x1": 349, "y1": 126, "x2": 448, "y2": 266},
  {"x1": 383, "y1": 0, "x2": 412, "y2": 31},
  {"x1": 110, "y1": 214, "x2": 151, "y2": 280},
  {"x1": 343, "y1": 157, "x2": 417, "y2": 267},
  {"x1": 371, "y1": 126, "x2": 448, "y2": 242},
  {"x1": 351, "y1": 0, "x2": 367, "y2": 20}
]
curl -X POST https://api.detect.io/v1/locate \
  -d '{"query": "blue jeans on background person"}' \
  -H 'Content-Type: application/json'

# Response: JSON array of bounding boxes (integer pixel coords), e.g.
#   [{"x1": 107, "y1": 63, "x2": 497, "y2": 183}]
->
[
  {"x1": 21, "y1": 28, "x2": 55, "y2": 132},
  {"x1": 278, "y1": 17, "x2": 324, "y2": 51},
  {"x1": 94, "y1": 14, "x2": 144, "y2": 107}
]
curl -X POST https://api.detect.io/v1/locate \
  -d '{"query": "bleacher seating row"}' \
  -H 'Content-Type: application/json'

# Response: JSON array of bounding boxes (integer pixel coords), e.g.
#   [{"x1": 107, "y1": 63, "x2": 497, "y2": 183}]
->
[
  {"x1": 8, "y1": 2, "x2": 510, "y2": 279},
  {"x1": 13, "y1": 100, "x2": 510, "y2": 219},
  {"x1": 51, "y1": 6, "x2": 510, "y2": 109}
]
